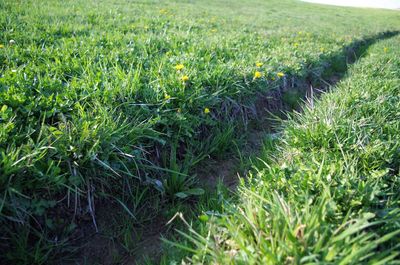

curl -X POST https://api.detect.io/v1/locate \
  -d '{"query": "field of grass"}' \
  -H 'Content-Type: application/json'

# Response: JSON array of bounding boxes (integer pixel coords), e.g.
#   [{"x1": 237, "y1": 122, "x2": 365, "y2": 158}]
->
[
  {"x1": 0, "y1": 0, "x2": 399, "y2": 264},
  {"x1": 175, "y1": 35, "x2": 400, "y2": 264}
]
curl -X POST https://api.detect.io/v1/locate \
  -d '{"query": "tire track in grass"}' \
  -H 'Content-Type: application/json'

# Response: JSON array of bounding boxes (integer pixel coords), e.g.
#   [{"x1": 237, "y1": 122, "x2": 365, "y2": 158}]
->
[
  {"x1": 195, "y1": 30, "x2": 399, "y2": 190},
  {"x1": 126, "y1": 30, "x2": 400, "y2": 264},
  {"x1": 68, "y1": 31, "x2": 400, "y2": 265},
  {"x1": 180, "y1": 33, "x2": 400, "y2": 265}
]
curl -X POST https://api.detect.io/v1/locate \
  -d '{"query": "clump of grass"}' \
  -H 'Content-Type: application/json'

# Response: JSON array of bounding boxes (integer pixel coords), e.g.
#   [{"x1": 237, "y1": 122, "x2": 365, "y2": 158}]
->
[{"x1": 177, "y1": 36, "x2": 400, "y2": 264}]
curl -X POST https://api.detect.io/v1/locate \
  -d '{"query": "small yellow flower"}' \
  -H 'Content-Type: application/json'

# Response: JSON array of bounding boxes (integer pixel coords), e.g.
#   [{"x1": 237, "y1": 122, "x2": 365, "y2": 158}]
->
[
  {"x1": 271, "y1": 77, "x2": 276, "y2": 81},
  {"x1": 298, "y1": 31, "x2": 303, "y2": 35},
  {"x1": 159, "y1": 8, "x2": 168, "y2": 14},
  {"x1": 204, "y1": 107, "x2": 210, "y2": 114},
  {"x1": 255, "y1": 62, "x2": 263, "y2": 67},
  {"x1": 0, "y1": 44, "x2": 4, "y2": 49},
  {"x1": 277, "y1": 72, "x2": 285, "y2": 78},
  {"x1": 320, "y1": 47, "x2": 325, "y2": 52},
  {"x1": 177, "y1": 108, "x2": 181, "y2": 113},
  {"x1": 181, "y1": 75, "x2": 189, "y2": 82},
  {"x1": 254, "y1": 71, "x2": 262, "y2": 79},
  {"x1": 174, "y1": 64, "x2": 184, "y2": 71},
  {"x1": 211, "y1": 29, "x2": 217, "y2": 33},
  {"x1": 293, "y1": 42, "x2": 299, "y2": 47},
  {"x1": 164, "y1": 94, "x2": 171, "y2": 100},
  {"x1": 383, "y1": 47, "x2": 388, "y2": 53}
]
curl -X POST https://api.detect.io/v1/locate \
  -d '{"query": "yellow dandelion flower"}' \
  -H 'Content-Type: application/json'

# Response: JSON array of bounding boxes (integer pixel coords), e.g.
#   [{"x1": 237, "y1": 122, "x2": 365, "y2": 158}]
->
[
  {"x1": 277, "y1": 72, "x2": 285, "y2": 78},
  {"x1": 164, "y1": 94, "x2": 171, "y2": 100},
  {"x1": 204, "y1": 107, "x2": 210, "y2": 114},
  {"x1": 256, "y1": 62, "x2": 263, "y2": 67},
  {"x1": 0, "y1": 44, "x2": 4, "y2": 49},
  {"x1": 181, "y1": 75, "x2": 189, "y2": 82},
  {"x1": 383, "y1": 47, "x2": 388, "y2": 53},
  {"x1": 254, "y1": 71, "x2": 262, "y2": 79},
  {"x1": 174, "y1": 64, "x2": 184, "y2": 71},
  {"x1": 159, "y1": 8, "x2": 168, "y2": 14},
  {"x1": 293, "y1": 42, "x2": 299, "y2": 47}
]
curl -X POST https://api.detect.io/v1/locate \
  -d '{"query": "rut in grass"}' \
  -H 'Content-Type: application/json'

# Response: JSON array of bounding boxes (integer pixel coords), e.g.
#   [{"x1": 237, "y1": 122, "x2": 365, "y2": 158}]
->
[
  {"x1": 180, "y1": 34, "x2": 400, "y2": 265},
  {"x1": 195, "y1": 30, "x2": 400, "y2": 190},
  {"x1": 73, "y1": 30, "x2": 400, "y2": 265},
  {"x1": 1, "y1": 0, "x2": 399, "y2": 261}
]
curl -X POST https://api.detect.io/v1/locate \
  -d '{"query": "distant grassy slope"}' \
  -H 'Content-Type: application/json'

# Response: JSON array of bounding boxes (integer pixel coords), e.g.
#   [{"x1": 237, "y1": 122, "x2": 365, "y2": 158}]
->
[
  {"x1": 0, "y1": 0, "x2": 399, "y2": 263},
  {"x1": 181, "y1": 34, "x2": 400, "y2": 264}
]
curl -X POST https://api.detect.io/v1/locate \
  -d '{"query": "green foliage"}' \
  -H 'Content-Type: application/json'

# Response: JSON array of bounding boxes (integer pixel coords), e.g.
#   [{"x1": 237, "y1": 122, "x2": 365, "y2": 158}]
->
[
  {"x1": 0, "y1": 0, "x2": 399, "y2": 263},
  {"x1": 180, "y1": 36, "x2": 400, "y2": 264}
]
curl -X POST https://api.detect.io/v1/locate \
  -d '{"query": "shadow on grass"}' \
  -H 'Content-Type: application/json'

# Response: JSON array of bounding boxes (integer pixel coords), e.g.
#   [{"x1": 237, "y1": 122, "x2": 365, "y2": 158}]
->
[{"x1": 256, "y1": 30, "x2": 400, "y2": 116}]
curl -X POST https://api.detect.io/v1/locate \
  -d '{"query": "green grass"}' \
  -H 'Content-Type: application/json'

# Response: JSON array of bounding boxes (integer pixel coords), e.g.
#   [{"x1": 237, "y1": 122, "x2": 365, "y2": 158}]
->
[
  {"x1": 176, "y1": 35, "x2": 400, "y2": 264},
  {"x1": 0, "y1": 0, "x2": 399, "y2": 263}
]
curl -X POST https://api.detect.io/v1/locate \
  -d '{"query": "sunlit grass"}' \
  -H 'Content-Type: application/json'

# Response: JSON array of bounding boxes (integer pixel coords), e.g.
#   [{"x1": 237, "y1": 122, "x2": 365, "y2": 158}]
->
[
  {"x1": 175, "y1": 35, "x2": 400, "y2": 264},
  {"x1": 0, "y1": 0, "x2": 399, "y2": 263}
]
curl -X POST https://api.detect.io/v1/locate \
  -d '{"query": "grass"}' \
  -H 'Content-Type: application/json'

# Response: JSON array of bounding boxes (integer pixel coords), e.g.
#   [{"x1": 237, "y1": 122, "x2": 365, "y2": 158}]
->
[
  {"x1": 174, "y1": 35, "x2": 400, "y2": 264},
  {"x1": 0, "y1": 0, "x2": 399, "y2": 263}
]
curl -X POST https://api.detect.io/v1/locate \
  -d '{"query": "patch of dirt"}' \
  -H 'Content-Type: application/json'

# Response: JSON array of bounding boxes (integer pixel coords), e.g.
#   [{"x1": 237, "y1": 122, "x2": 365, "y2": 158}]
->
[
  {"x1": 126, "y1": 215, "x2": 169, "y2": 265},
  {"x1": 68, "y1": 201, "x2": 169, "y2": 265},
  {"x1": 77, "y1": 233, "x2": 124, "y2": 265},
  {"x1": 197, "y1": 157, "x2": 241, "y2": 190}
]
